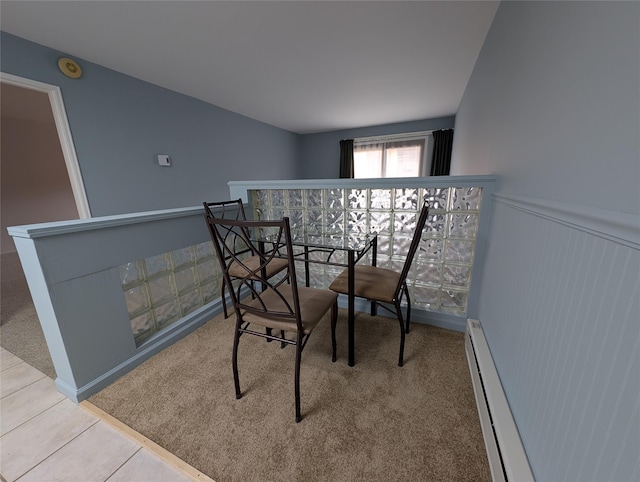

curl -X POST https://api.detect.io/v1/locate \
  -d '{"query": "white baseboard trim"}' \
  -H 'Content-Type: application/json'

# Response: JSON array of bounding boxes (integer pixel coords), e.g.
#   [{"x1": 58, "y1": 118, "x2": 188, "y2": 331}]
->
[{"x1": 465, "y1": 319, "x2": 534, "y2": 481}]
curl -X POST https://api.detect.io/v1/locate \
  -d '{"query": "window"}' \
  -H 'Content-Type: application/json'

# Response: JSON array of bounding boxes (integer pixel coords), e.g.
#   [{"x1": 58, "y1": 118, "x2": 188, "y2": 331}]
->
[{"x1": 353, "y1": 132, "x2": 433, "y2": 178}]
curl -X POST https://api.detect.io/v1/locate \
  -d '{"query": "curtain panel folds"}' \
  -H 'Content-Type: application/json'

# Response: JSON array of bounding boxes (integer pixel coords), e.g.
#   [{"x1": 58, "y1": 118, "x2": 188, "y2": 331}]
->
[
  {"x1": 430, "y1": 129, "x2": 454, "y2": 176},
  {"x1": 339, "y1": 139, "x2": 354, "y2": 178}
]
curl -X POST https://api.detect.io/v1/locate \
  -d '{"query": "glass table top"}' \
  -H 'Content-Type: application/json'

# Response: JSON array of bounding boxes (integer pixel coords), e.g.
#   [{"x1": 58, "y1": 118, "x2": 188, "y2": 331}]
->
[{"x1": 252, "y1": 224, "x2": 377, "y2": 253}]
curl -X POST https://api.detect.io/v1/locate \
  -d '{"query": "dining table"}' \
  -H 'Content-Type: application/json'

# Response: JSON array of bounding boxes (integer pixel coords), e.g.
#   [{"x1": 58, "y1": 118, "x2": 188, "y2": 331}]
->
[{"x1": 256, "y1": 224, "x2": 378, "y2": 367}]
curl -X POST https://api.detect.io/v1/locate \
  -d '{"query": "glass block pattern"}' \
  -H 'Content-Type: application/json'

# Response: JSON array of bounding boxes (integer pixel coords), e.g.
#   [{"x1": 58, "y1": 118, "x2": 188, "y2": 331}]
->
[
  {"x1": 119, "y1": 241, "x2": 221, "y2": 346},
  {"x1": 251, "y1": 186, "x2": 482, "y2": 315}
]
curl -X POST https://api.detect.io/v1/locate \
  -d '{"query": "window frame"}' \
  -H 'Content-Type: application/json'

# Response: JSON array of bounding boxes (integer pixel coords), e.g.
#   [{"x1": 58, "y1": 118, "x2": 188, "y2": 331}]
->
[{"x1": 353, "y1": 131, "x2": 434, "y2": 179}]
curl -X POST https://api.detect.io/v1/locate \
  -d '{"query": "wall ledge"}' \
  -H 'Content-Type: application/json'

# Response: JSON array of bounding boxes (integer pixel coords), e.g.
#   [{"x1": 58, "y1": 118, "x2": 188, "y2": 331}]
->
[
  {"x1": 493, "y1": 193, "x2": 640, "y2": 250},
  {"x1": 229, "y1": 175, "x2": 497, "y2": 202},
  {"x1": 7, "y1": 206, "x2": 204, "y2": 239}
]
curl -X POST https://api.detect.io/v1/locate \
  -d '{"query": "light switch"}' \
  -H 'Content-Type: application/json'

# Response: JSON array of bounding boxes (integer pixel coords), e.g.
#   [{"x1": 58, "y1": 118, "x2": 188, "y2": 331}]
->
[{"x1": 157, "y1": 155, "x2": 171, "y2": 166}]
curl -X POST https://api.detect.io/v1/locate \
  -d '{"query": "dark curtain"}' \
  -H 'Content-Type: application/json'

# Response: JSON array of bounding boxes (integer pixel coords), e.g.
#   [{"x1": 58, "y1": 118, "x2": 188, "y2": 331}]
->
[
  {"x1": 339, "y1": 139, "x2": 354, "y2": 178},
  {"x1": 430, "y1": 129, "x2": 454, "y2": 176}
]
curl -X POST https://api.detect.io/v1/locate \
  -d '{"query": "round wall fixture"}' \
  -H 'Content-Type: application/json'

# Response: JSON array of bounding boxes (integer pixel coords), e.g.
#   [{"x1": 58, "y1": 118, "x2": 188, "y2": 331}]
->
[{"x1": 58, "y1": 57, "x2": 82, "y2": 79}]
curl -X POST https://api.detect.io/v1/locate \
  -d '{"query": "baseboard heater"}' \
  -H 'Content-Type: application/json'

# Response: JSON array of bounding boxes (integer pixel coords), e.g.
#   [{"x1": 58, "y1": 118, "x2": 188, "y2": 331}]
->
[{"x1": 465, "y1": 319, "x2": 534, "y2": 481}]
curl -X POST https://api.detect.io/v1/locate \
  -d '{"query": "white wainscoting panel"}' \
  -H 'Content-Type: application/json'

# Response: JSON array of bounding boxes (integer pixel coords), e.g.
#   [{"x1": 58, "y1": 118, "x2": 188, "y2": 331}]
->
[{"x1": 478, "y1": 194, "x2": 639, "y2": 481}]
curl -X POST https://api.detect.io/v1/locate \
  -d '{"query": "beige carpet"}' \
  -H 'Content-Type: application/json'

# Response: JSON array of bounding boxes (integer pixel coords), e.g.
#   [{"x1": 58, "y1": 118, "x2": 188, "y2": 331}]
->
[
  {"x1": 0, "y1": 252, "x2": 56, "y2": 379},
  {"x1": 90, "y1": 308, "x2": 491, "y2": 482}
]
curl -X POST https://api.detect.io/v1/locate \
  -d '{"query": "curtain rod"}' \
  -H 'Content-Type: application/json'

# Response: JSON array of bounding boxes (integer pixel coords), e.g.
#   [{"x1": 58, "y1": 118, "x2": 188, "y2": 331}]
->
[{"x1": 352, "y1": 130, "x2": 434, "y2": 144}]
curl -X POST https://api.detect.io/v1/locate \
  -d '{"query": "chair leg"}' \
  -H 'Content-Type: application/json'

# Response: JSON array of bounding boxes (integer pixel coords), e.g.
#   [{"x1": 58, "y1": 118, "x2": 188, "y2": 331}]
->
[
  {"x1": 395, "y1": 301, "x2": 406, "y2": 367},
  {"x1": 404, "y1": 281, "x2": 411, "y2": 334},
  {"x1": 294, "y1": 331, "x2": 303, "y2": 423},
  {"x1": 281, "y1": 330, "x2": 286, "y2": 349},
  {"x1": 221, "y1": 279, "x2": 229, "y2": 318},
  {"x1": 232, "y1": 322, "x2": 242, "y2": 400},
  {"x1": 331, "y1": 301, "x2": 338, "y2": 362}
]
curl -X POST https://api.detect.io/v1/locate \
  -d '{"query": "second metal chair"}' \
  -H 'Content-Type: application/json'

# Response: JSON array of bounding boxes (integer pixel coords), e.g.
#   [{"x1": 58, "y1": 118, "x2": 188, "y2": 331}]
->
[
  {"x1": 203, "y1": 199, "x2": 288, "y2": 318},
  {"x1": 329, "y1": 201, "x2": 430, "y2": 367}
]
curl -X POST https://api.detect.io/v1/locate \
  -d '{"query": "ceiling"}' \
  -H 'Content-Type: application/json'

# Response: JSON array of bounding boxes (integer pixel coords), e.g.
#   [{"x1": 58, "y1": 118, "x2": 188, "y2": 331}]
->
[{"x1": 0, "y1": 1, "x2": 499, "y2": 134}]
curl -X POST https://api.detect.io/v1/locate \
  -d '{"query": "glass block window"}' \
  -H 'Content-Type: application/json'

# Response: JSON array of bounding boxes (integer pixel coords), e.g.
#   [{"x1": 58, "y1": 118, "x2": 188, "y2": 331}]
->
[
  {"x1": 250, "y1": 186, "x2": 482, "y2": 315},
  {"x1": 119, "y1": 241, "x2": 222, "y2": 346}
]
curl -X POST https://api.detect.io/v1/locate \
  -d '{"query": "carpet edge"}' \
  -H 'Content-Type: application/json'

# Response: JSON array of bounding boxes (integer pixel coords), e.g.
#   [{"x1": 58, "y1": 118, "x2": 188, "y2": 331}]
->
[{"x1": 80, "y1": 400, "x2": 215, "y2": 482}]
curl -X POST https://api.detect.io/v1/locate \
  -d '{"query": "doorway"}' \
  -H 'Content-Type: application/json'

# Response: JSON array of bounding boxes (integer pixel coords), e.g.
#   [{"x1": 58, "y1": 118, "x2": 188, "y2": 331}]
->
[
  {"x1": 0, "y1": 74, "x2": 89, "y2": 378},
  {"x1": 1, "y1": 74, "x2": 90, "y2": 254}
]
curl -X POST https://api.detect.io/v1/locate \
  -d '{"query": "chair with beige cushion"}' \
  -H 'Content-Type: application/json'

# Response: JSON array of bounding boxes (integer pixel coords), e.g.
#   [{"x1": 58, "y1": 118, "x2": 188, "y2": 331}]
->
[
  {"x1": 329, "y1": 201, "x2": 430, "y2": 367},
  {"x1": 203, "y1": 199, "x2": 288, "y2": 318},
  {"x1": 205, "y1": 214, "x2": 338, "y2": 423}
]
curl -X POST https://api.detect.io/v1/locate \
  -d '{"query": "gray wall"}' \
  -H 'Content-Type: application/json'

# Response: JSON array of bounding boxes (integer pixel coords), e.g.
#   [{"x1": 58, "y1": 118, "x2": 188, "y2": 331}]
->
[
  {"x1": 452, "y1": 2, "x2": 639, "y2": 480},
  {"x1": 299, "y1": 116, "x2": 455, "y2": 179},
  {"x1": 1, "y1": 31, "x2": 457, "y2": 214},
  {"x1": 451, "y1": 2, "x2": 639, "y2": 214},
  {"x1": 1, "y1": 32, "x2": 300, "y2": 216}
]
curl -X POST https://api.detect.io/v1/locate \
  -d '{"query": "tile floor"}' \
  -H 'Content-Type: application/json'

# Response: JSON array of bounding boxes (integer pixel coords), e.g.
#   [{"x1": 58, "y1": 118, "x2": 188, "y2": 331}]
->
[{"x1": 0, "y1": 348, "x2": 198, "y2": 482}]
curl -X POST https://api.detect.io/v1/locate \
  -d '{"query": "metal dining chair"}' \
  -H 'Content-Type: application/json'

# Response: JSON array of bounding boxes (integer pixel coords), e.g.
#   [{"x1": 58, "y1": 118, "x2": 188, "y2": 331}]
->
[
  {"x1": 205, "y1": 214, "x2": 338, "y2": 423},
  {"x1": 329, "y1": 201, "x2": 430, "y2": 367},
  {"x1": 203, "y1": 199, "x2": 288, "y2": 318}
]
